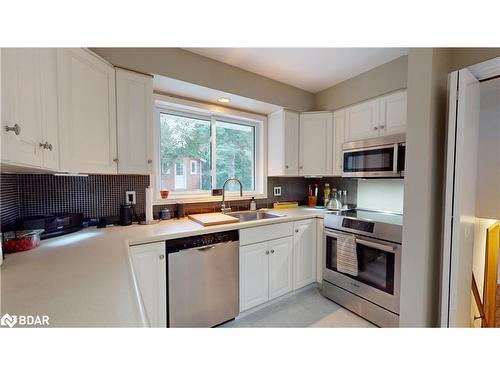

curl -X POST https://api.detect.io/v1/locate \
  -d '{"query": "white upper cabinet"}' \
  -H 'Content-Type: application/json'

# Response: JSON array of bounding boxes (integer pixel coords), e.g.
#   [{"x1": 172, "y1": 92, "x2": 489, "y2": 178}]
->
[
  {"x1": 344, "y1": 90, "x2": 407, "y2": 142},
  {"x1": 344, "y1": 98, "x2": 380, "y2": 141},
  {"x1": 57, "y1": 48, "x2": 117, "y2": 174},
  {"x1": 1, "y1": 48, "x2": 59, "y2": 170},
  {"x1": 293, "y1": 219, "x2": 317, "y2": 289},
  {"x1": 268, "y1": 109, "x2": 299, "y2": 176},
  {"x1": 379, "y1": 90, "x2": 407, "y2": 136},
  {"x1": 116, "y1": 68, "x2": 154, "y2": 174},
  {"x1": 299, "y1": 111, "x2": 333, "y2": 176},
  {"x1": 332, "y1": 110, "x2": 345, "y2": 176}
]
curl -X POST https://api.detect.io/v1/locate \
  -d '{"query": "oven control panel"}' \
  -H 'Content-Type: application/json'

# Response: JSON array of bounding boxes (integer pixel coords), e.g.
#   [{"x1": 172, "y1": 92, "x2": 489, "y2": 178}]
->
[{"x1": 342, "y1": 218, "x2": 374, "y2": 233}]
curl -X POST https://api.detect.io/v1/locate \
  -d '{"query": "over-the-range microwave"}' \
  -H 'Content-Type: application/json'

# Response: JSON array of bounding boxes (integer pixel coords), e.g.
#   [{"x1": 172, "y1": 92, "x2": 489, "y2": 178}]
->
[{"x1": 342, "y1": 134, "x2": 406, "y2": 178}]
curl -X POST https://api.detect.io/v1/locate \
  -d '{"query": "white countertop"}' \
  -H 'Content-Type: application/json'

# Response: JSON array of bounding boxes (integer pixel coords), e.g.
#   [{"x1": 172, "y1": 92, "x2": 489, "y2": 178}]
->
[{"x1": 0, "y1": 207, "x2": 326, "y2": 327}]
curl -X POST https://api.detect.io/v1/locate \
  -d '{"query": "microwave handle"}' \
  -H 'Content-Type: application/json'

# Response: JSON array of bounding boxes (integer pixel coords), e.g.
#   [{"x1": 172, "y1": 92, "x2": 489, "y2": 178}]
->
[
  {"x1": 393, "y1": 144, "x2": 398, "y2": 174},
  {"x1": 355, "y1": 238, "x2": 396, "y2": 253}
]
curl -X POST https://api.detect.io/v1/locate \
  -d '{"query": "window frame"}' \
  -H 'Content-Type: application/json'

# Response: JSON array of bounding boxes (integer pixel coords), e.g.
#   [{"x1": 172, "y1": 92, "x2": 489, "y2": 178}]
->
[{"x1": 153, "y1": 95, "x2": 267, "y2": 204}]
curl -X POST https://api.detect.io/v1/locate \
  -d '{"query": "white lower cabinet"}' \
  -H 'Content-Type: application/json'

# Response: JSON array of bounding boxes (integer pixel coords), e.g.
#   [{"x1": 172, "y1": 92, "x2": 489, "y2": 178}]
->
[
  {"x1": 129, "y1": 242, "x2": 166, "y2": 328},
  {"x1": 239, "y1": 236, "x2": 293, "y2": 312},
  {"x1": 293, "y1": 219, "x2": 317, "y2": 289}
]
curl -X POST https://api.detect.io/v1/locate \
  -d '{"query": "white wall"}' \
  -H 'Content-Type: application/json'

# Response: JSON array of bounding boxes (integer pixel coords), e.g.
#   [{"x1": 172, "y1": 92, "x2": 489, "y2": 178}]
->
[
  {"x1": 476, "y1": 78, "x2": 500, "y2": 220},
  {"x1": 357, "y1": 179, "x2": 404, "y2": 213}
]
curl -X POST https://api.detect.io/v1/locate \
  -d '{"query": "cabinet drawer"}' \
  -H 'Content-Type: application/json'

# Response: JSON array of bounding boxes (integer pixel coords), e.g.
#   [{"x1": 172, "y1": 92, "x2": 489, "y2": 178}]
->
[{"x1": 239, "y1": 222, "x2": 294, "y2": 246}]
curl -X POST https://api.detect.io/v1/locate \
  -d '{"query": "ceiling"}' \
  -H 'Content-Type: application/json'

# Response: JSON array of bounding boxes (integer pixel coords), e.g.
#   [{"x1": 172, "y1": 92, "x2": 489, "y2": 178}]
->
[{"x1": 185, "y1": 48, "x2": 408, "y2": 93}]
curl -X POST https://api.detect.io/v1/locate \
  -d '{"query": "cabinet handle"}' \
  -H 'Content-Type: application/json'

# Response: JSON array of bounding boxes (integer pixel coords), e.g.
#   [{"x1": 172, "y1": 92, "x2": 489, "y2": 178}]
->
[
  {"x1": 147, "y1": 159, "x2": 152, "y2": 164},
  {"x1": 5, "y1": 124, "x2": 21, "y2": 135},
  {"x1": 374, "y1": 126, "x2": 378, "y2": 130},
  {"x1": 159, "y1": 254, "x2": 165, "y2": 260},
  {"x1": 299, "y1": 166, "x2": 303, "y2": 169},
  {"x1": 39, "y1": 141, "x2": 53, "y2": 151},
  {"x1": 295, "y1": 229, "x2": 299, "y2": 233},
  {"x1": 270, "y1": 249, "x2": 275, "y2": 254},
  {"x1": 285, "y1": 165, "x2": 289, "y2": 169},
  {"x1": 265, "y1": 250, "x2": 270, "y2": 255},
  {"x1": 113, "y1": 158, "x2": 119, "y2": 163}
]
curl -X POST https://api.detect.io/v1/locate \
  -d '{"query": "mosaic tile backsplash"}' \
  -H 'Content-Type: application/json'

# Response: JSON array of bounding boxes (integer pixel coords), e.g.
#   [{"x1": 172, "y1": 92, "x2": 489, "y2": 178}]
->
[{"x1": 0, "y1": 174, "x2": 357, "y2": 230}]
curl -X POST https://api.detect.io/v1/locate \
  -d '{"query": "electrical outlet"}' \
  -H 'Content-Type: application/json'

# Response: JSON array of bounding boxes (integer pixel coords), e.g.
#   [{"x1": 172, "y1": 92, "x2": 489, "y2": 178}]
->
[
  {"x1": 125, "y1": 191, "x2": 136, "y2": 205},
  {"x1": 273, "y1": 186, "x2": 282, "y2": 197}
]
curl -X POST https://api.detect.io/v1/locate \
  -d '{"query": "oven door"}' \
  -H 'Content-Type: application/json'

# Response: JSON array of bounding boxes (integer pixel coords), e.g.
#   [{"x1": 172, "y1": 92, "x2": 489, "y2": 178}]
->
[
  {"x1": 323, "y1": 229, "x2": 401, "y2": 313},
  {"x1": 342, "y1": 143, "x2": 399, "y2": 178}
]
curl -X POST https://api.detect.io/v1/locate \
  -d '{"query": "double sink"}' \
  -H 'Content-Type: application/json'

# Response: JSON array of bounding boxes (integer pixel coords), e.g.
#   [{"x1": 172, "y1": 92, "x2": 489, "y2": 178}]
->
[{"x1": 227, "y1": 211, "x2": 286, "y2": 222}]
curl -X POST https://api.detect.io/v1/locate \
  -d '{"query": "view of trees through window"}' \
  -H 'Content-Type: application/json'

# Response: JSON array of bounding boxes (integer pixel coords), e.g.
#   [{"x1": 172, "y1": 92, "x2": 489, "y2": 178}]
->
[{"x1": 159, "y1": 112, "x2": 255, "y2": 193}]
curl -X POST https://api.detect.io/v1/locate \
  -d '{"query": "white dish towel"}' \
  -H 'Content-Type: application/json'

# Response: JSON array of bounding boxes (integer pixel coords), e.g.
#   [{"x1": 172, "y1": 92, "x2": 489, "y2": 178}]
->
[{"x1": 336, "y1": 234, "x2": 358, "y2": 276}]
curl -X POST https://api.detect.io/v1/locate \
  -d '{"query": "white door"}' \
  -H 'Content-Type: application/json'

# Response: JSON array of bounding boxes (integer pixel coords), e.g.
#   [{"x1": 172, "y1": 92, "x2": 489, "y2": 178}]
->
[
  {"x1": 38, "y1": 49, "x2": 60, "y2": 170},
  {"x1": 299, "y1": 112, "x2": 333, "y2": 176},
  {"x1": 293, "y1": 219, "x2": 317, "y2": 289},
  {"x1": 129, "y1": 242, "x2": 167, "y2": 328},
  {"x1": 116, "y1": 68, "x2": 153, "y2": 174},
  {"x1": 441, "y1": 69, "x2": 480, "y2": 327},
  {"x1": 174, "y1": 162, "x2": 186, "y2": 189},
  {"x1": 239, "y1": 242, "x2": 269, "y2": 311},
  {"x1": 379, "y1": 90, "x2": 407, "y2": 136},
  {"x1": 283, "y1": 110, "x2": 299, "y2": 176},
  {"x1": 1, "y1": 48, "x2": 43, "y2": 167},
  {"x1": 268, "y1": 236, "x2": 294, "y2": 300},
  {"x1": 57, "y1": 48, "x2": 117, "y2": 174},
  {"x1": 344, "y1": 98, "x2": 380, "y2": 141},
  {"x1": 332, "y1": 110, "x2": 345, "y2": 176}
]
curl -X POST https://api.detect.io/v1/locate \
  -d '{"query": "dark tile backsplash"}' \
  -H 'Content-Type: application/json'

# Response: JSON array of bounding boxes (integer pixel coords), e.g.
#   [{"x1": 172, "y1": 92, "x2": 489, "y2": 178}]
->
[{"x1": 1, "y1": 174, "x2": 357, "y2": 230}]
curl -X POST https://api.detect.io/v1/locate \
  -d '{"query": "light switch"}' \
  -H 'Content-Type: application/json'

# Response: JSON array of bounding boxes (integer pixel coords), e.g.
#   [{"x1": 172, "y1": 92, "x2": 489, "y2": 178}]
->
[{"x1": 273, "y1": 186, "x2": 282, "y2": 197}]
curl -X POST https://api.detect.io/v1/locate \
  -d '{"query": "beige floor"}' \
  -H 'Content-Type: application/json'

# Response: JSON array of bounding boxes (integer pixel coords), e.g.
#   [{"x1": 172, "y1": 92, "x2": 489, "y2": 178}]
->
[{"x1": 221, "y1": 287, "x2": 376, "y2": 328}]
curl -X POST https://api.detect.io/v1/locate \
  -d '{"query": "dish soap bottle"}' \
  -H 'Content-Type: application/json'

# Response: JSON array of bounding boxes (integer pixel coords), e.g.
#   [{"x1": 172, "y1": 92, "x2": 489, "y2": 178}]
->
[{"x1": 250, "y1": 197, "x2": 257, "y2": 211}]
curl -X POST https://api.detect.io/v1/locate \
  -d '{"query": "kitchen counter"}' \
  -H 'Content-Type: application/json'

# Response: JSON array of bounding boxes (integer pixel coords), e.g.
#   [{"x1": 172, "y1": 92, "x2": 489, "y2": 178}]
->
[{"x1": 0, "y1": 207, "x2": 327, "y2": 327}]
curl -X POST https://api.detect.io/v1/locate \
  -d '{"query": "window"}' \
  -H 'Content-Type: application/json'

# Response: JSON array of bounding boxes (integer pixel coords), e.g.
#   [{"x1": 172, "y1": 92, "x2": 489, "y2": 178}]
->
[
  {"x1": 156, "y1": 101, "x2": 265, "y2": 200},
  {"x1": 190, "y1": 160, "x2": 197, "y2": 175}
]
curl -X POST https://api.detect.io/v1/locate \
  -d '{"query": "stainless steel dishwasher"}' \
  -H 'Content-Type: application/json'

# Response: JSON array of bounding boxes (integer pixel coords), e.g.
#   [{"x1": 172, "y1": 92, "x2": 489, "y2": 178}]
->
[{"x1": 166, "y1": 230, "x2": 239, "y2": 327}]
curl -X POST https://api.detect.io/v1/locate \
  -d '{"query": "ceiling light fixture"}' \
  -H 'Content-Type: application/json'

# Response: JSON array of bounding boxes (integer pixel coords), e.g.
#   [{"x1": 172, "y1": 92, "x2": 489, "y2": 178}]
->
[{"x1": 217, "y1": 97, "x2": 230, "y2": 103}]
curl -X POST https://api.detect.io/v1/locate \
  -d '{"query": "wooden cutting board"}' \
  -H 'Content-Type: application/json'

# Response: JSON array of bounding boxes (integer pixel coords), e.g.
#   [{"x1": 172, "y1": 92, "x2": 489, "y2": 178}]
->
[{"x1": 188, "y1": 213, "x2": 240, "y2": 226}]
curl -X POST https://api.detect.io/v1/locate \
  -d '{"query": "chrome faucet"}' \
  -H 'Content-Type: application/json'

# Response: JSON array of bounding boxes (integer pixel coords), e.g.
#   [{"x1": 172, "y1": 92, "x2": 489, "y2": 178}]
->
[{"x1": 221, "y1": 177, "x2": 243, "y2": 214}]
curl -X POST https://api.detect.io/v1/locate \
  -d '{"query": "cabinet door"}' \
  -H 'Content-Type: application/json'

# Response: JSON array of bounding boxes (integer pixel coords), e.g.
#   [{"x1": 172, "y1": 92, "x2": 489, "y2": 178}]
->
[
  {"x1": 332, "y1": 110, "x2": 345, "y2": 176},
  {"x1": 299, "y1": 112, "x2": 333, "y2": 176},
  {"x1": 239, "y1": 242, "x2": 269, "y2": 312},
  {"x1": 379, "y1": 90, "x2": 407, "y2": 136},
  {"x1": 1, "y1": 48, "x2": 43, "y2": 167},
  {"x1": 38, "y1": 49, "x2": 60, "y2": 170},
  {"x1": 268, "y1": 236, "x2": 294, "y2": 300},
  {"x1": 283, "y1": 110, "x2": 299, "y2": 176},
  {"x1": 116, "y1": 68, "x2": 154, "y2": 174},
  {"x1": 316, "y1": 219, "x2": 324, "y2": 284},
  {"x1": 344, "y1": 99, "x2": 380, "y2": 141},
  {"x1": 129, "y1": 242, "x2": 167, "y2": 328},
  {"x1": 57, "y1": 49, "x2": 117, "y2": 174},
  {"x1": 293, "y1": 219, "x2": 317, "y2": 289}
]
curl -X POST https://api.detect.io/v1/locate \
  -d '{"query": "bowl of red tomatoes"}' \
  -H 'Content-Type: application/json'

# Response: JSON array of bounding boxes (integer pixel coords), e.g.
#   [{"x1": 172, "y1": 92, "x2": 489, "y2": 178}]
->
[{"x1": 3, "y1": 230, "x2": 44, "y2": 253}]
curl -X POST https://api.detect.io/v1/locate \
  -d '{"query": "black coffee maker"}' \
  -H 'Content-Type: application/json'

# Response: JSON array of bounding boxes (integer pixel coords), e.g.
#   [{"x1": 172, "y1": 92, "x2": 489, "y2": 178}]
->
[{"x1": 119, "y1": 204, "x2": 134, "y2": 226}]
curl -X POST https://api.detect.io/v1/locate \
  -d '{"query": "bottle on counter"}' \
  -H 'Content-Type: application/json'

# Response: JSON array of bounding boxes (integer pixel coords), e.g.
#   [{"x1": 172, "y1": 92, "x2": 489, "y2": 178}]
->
[
  {"x1": 323, "y1": 183, "x2": 331, "y2": 207},
  {"x1": 250, "y1": 197, "x2": 257, "y2": 211}
]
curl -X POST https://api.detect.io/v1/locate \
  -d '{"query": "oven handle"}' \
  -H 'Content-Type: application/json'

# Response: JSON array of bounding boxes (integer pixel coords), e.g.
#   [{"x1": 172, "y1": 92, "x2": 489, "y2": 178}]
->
[{"x1": 355, "y1": 238, "x2": 396, "y2": 253}]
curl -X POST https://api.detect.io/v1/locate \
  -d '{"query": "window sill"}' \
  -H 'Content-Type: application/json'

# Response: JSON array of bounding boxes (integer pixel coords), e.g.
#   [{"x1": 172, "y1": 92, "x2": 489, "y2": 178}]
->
[{"x1": 153, "y1": 193, "x2": 267, "y2": 205}]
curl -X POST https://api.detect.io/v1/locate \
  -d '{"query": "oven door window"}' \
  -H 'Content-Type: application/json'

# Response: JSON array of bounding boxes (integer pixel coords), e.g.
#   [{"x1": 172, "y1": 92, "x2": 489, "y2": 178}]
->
[
  {"x1": 343, "y1": 147, "x2": 394, "y2": 173},
  {"x1": 325, "y1": 235, "x2": 395, "y2": 295}
]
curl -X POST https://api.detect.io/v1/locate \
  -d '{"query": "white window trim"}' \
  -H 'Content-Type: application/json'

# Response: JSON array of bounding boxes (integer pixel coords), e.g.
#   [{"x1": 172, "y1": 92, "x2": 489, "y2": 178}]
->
[
  {"x1": 190, "y1": 160, "x2": 197, "y2": 175},
  {"x1": 153, "y1": 94, "x2": 267, "y2": 204}
]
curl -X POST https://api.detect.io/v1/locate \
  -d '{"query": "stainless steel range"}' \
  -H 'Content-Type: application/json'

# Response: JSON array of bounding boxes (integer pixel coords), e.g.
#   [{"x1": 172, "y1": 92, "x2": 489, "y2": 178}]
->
[{"x1": 322, "y1": 209, "x2": 403, "y2": 327}]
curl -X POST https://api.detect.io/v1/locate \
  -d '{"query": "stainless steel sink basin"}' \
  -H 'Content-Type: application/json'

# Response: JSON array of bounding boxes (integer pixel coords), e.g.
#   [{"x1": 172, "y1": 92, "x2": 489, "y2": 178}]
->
[{"x1": 228, "y1": 211, "x2": 286, "y2": 222}]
